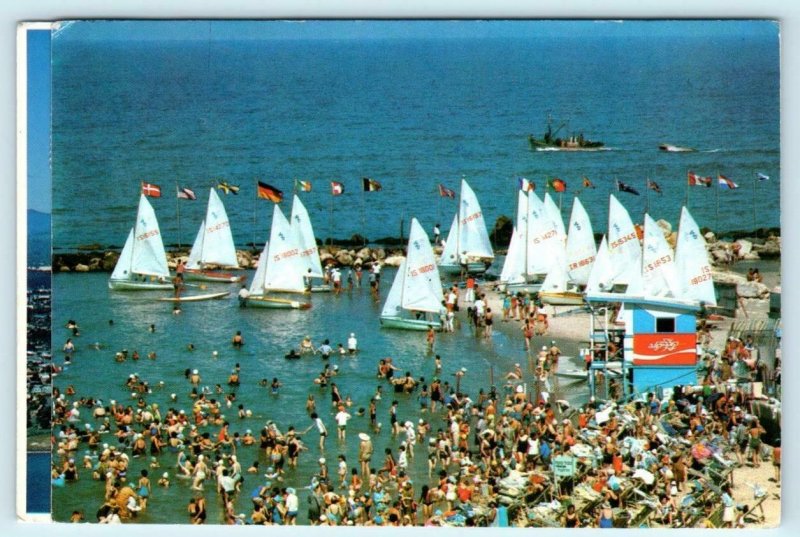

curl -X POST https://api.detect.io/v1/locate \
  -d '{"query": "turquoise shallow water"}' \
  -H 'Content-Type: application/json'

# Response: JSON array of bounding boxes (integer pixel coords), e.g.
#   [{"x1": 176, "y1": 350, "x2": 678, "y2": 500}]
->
[{"x1": 51, "y1": 271, "x2": 585, "y2": 523}]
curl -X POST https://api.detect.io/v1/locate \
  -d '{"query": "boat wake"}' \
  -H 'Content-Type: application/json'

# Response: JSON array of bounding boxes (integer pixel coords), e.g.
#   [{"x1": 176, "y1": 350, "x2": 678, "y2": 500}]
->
[{"x1": 700, "y1": 148, "x2": 721, "y2": 153}]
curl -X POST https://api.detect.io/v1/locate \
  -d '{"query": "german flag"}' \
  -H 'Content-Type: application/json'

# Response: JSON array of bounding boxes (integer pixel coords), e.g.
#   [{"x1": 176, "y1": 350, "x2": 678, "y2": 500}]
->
[
  {"x1": 548, "y1": 178, "x2": 567, "y2": 193},
  {"x1": 257, "y1": 181, "x2": 283, "y2": 203},
  {"x1": 362, "y1": 177, "x2": 382, "y2": 192}
]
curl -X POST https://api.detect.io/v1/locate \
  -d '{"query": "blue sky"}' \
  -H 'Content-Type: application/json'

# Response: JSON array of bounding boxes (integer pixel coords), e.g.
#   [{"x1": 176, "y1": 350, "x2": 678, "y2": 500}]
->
[{"x1": 53, "y1": 19, "x2": 778, "y2": 42}]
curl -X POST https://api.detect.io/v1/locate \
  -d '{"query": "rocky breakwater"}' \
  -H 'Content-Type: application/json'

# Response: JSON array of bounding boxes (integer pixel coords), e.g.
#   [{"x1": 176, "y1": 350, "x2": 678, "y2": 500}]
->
[{"x1": 53, "y1": 245, "x2": 409, "y2": 273}]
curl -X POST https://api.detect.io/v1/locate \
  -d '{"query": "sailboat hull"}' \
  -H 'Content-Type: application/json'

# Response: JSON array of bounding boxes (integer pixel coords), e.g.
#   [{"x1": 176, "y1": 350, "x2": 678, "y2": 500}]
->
[
  {"x1": 158, "y1": 291, "x2": 231, "y2": 302},
  {"x1": 539, "y1": 291, "x2": 584, "y2": 306},
  {"x1": 439, "y1": 262, "x2": 489, "y2": 275},
  {"x1": 108, "y1": 279, "x2": 173, "y2": 291},
  {"x1": 380, "y1": 316, "x2": 441, "y2": 331},
  {"x1": 184, "y1": 269, "x2": 244, "y2": 283},
  {"x1": 310, "y1": 284, "x2": 332, "y2": 293},
  {"x1": 246, "y1": 296, "x2": 311, "y2": 310},
  {"x1": 502, "y1": 281, "x2": 543, "y2": 294}
]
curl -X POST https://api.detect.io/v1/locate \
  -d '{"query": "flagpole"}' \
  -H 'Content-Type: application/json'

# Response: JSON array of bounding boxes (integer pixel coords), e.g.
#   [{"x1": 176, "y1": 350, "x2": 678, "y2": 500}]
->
[
  {"x1": 361, "y1": 180, "x2": 365, "y2": 245},
  {"x1": 753, "y1": 173, "x2": 757, "y2": 236},
  {"x1": 644, "y1": 176, "x2": 649, "y2": 219},
  {"x1": 685, "y1": 170, "x2": 689, "y2": 209},
  {"x1": 329, "y1": 190, "x2": 334, "y2": 247},
  {"x1": 175, "y1": 182, "x2": 181, "y2": 250},
  {"x1": 252, "y1": 178, "x2": 258, "y2": 249}
]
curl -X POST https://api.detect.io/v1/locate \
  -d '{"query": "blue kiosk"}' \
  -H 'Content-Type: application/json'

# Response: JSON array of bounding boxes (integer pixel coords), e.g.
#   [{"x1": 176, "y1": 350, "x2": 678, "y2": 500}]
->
[{"x1": 586, "y1": 293, "x2": 701, "y2": 400}]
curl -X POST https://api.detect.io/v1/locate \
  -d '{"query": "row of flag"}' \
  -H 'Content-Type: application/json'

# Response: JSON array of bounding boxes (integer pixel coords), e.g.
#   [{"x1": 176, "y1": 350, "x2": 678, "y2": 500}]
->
[{"x1": 141, "y1": 170, "x2": 773, "y2": 202}]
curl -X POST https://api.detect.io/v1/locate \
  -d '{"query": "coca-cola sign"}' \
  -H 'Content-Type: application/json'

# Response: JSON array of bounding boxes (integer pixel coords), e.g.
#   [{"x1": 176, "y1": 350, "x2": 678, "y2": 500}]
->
[{"x1": 632, "y1": 333, "x2": 696, "y2": 366}]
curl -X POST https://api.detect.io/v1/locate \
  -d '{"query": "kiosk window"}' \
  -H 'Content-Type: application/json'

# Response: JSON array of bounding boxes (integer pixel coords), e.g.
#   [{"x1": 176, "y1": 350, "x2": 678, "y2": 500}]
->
[{"x1": 655, "y1": 317, "x2": 675, "y2": 333}]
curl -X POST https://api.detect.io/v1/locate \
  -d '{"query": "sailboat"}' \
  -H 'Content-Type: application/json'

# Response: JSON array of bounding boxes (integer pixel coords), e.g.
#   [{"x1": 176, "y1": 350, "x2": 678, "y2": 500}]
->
[
  {"x1": 438, "y1": 179, "x2": 494, "y2": 275},
  {"x1": 380, "y1": 218, "x2": 445, "y2": 330},
  {"x1": 641, "y1": 213, "x2": 681, "y2": 298},
  {"x1": 606, "y1": 194, "x2": 643, "y2": 293},
  {"x1": 585, "y1": 236, "x2": 614, "y2": 295},
  {"x1": 674, "y1": 207, "x2": 717, "y2": 306},
  {"x1": 108, "y1": 194, "x2": 173, "y2": 291},
  {"x1": 184, "y1": 188, "x2": 243, "y2": 283},
  {"x1": 539, "y1": 197, "x2": 596, "y2": 305},
  {"x1": 290, "y1": 195, "x2": 331, "y2": 292},
  {"x1": 245, "y1": 205, "x2": 311, "y2": 310}
]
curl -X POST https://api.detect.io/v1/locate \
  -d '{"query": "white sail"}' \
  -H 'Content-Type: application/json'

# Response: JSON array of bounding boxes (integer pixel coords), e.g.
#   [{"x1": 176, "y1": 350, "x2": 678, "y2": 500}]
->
[
  {"x1": 525, "y1": 190, "x2": 559, "y2": 275},
  {"x1": 185, "y1": 220, "x2": 205, "y2": 269},
  {"x1": 540, "y1": 248, "x2": 570, "y2": 293},
  {"x1": 675, "y1": 207, "x2": 717, "y2": 306},
  {"x1": 110, "y1": 229, "x2": 135, "y2": 281},
  {"x1": 586, "y1": 236, "x2": 615, "y2": 294},
  {"x1": 290, "y1": 195, "x2": 324, "y2": 278},
  {"x1": 565, "y1": 197, "x2": 596, "y2": 286},
  {"x1": 500, "y1": 227, "x2": 526, "y2": 284},
  {"x1": 607, "y1": 194, "x2": 642, "y2": 287},
  {"x1": 641, "y1": 214, "x2": 680, "y2": 298},
  {"x1": 131, "y1": 194, "x2": 170, "y2": 278},
  {"x1": 402, "y1": 218, "x2": 445, "y2": 313},
  {"x1": 198, "y1": 188, "x2": 239, "y2": 267},
  {"x1": 543, "y1": 192, "x2": 567, "y2": 243},
  {"x1": 439, "y1": 213, "x2": 459, "y2": 267},
  {"x1": 458, "y1": 180, "x2": 494, "y2": 259},
  {"x1": 263, "y1": 205, "x2": 307, "y2": 293},
  {"x1": 516, "y1": 190, "x2": 528, "y2": 233},
  {"x1": 249, "y1": 246, "x2": 269, "y2": 296},
  {"x1": 381, "y1": 258, "x2": 406, "y2": 318}
]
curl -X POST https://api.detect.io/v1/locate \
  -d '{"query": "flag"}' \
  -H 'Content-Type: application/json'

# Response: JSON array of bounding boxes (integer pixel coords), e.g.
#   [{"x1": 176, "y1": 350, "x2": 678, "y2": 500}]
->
[
  {"x1": 176, "y1": 186, "x2": 197, "y2": 200},
  {"x1": 582, "y1": 177, "x2": 595, "y2": 189},
  {"x1": 362, "y1": 177, "x2": 382, "y2": 192},
  {"x1": 257, "y1": 181, "x2": 284, "y2": 203},
  {"x1": 687, "y1": 171, "x2": 712, "y2": 187},
  {"x1": 296, "y1": 180, "x2": 312, "y2": 192},
  {"x1": 438, "y1": 184, "x2": 456, "y2": 198},
  {"x1": 217, "y1": 180, "x2": 240, "y2": 195},
  {"x1": 647, "y1": 180, "x2": 662, "y2": 195},
  {"x1": 548, "y1": 178, "x2": 567, "y2": 193},
  {"x1": 518, "y1": 177, "x2": 535, "y2": 192},
  {"x1": 756, "y1": 172, "x2": 770, "y2": 181},
  {"x1": 141, "y1": 182, "x2": 162, "y2": 198},
  {"x1": 331, "y1": 181, "x2": 344, "y2": 196},
  {"x1": 717, "y1": 174, "x2": 739, "y2": 190},
  {"x1": 616, "y1": 180, "x2": 640, "y2": 195}
]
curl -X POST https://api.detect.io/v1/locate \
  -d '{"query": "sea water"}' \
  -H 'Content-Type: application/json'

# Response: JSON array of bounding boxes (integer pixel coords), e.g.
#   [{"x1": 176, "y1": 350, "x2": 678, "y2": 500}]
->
[
  {"x1": 52, "y1": 270, "x2": 580, "y2": 522},
  {"x1": 50, "y1": 22, "x2": 780, "y2": 253}
]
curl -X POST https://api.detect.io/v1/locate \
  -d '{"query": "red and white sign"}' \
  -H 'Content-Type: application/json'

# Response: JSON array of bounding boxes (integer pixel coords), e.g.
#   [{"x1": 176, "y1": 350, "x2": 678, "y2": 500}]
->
[{"x1": 632, "y1": 333, "x2": 696, "y2": 366}]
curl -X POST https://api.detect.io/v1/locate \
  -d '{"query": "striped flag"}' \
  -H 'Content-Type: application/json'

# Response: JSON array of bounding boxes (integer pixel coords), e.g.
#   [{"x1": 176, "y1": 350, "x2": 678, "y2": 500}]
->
[
  {"x1": 647, "y1": 180, "x2": 662, "y2": 195},
  {"x1": 217, "y1": 180, "x2": 240, "y2": 195},
  {"x1": 548, "y1": 178, "x2": 567, "y2": 193},
  {"x1": 296, "y1": 180, "x2": 312, "y2": 192},
  {"x1": 438, "y1": 184, "x2": 456, "y2": 198},
  {"x1": 176, "y1": 186, "x2": 197, "y2": 200},
  {"x1": 362, "y1": 177, "x2": 382, "y2": 192},
  {"x1": 756, "y1": 172, "x2": 770, "y2": 181},
  {"x1": 331, "y1": 181, "x2": 344, "y2": 196},
  {"x1": 717, "y1": 174, "x2": 739, "y2": 190},
  {"x1": 141, "y1": 182, "x2": 162, "y2": 198},
  {"x1": 257, "y1": 181, "x2": 284, "y2": 202},
  {"x1": 687, "y1": 171, "x2": 712, "y2": 187},
  {"x1": 518, "y1": 177, "x2": 535, "y2": 192}
]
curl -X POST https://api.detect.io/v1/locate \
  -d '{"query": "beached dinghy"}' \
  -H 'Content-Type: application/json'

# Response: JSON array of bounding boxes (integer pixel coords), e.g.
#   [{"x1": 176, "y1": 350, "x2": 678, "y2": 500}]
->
[
  {"x1": 245, "y1": 205, "x2": 311, "y2": 310},
  {"x1": 438, "y1": 179, "x2": 494, "y2": 275},
  {"x1": 380, "y1": 218, "x2": 444, "y2": 330},
  {"x1": 184, "y1": 188, "x2": 243, "y2": 283},
  {"x1": 158, "y1": 291, "x2": 231, "y2": 302},
  {"x1": 108, "y1": 194, "x2": 173, "y2": 291},
  {"x1": 290, "y1": 195, "x2": 331, "y2": 292}
]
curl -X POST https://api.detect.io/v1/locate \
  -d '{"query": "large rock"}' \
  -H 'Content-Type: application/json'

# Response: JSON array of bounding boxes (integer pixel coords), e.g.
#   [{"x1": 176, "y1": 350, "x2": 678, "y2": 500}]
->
[
  {"x1": 102, "y1": 253, "x2": 119, "y2": 271},
  {"x1": 656, "y1": 219, "x2": 672, "y2": 237},
  {"x1": 753, "y1": 237, "x2": 781, "y2": 258},
  {"x1": 335, "y1": 250, "x2": 354, "y2": 266},
  {"x1": 319, "y1": 251, "x2": 334, "y2": 265},
  {"x1": 355, "y1": 247, "x2": 372, "y2": 261},
  {"x1": 74, "y1": 264, "x2": 90, "y2": 272},
  {"x1": 59, "y1": 265, "x2": 70, "y2": 272},
  {"x1": 236, "y1": 251, "x2": 254, "y2": 269},
  {"x1": 734, "y1": 239, "x2": 752, "y2": 258},
  {"x1": 704, "y1": 231, "x2": 716, "y2": 243},
  {"x1": 89, "y1": 257, "x2": 102, "y2": 270},
  {"x1": 711, "y1": 270, "x2": 747, "y2": 285},
  {"x1": 373, "y1": 248, "x2": 386, "y2": 261},
  {"x1": 710, "y1": 247, "x2": 731, "y2": 264},
  {"x1": 737, "y1": 281, "x2": 770, "y2": 299},
  {"x1": 382, "y1": 255, "x2": 405, "y2": 267},
  {"x1": 742, "y1": 252, "x2": 760, "y2": 261}
]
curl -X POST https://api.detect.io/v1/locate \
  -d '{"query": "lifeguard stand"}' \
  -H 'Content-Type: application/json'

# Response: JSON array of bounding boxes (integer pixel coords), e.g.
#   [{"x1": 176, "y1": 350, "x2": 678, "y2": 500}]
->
[{"x1": 586, "y1": 295, "x2": 701, "y2": 400}]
